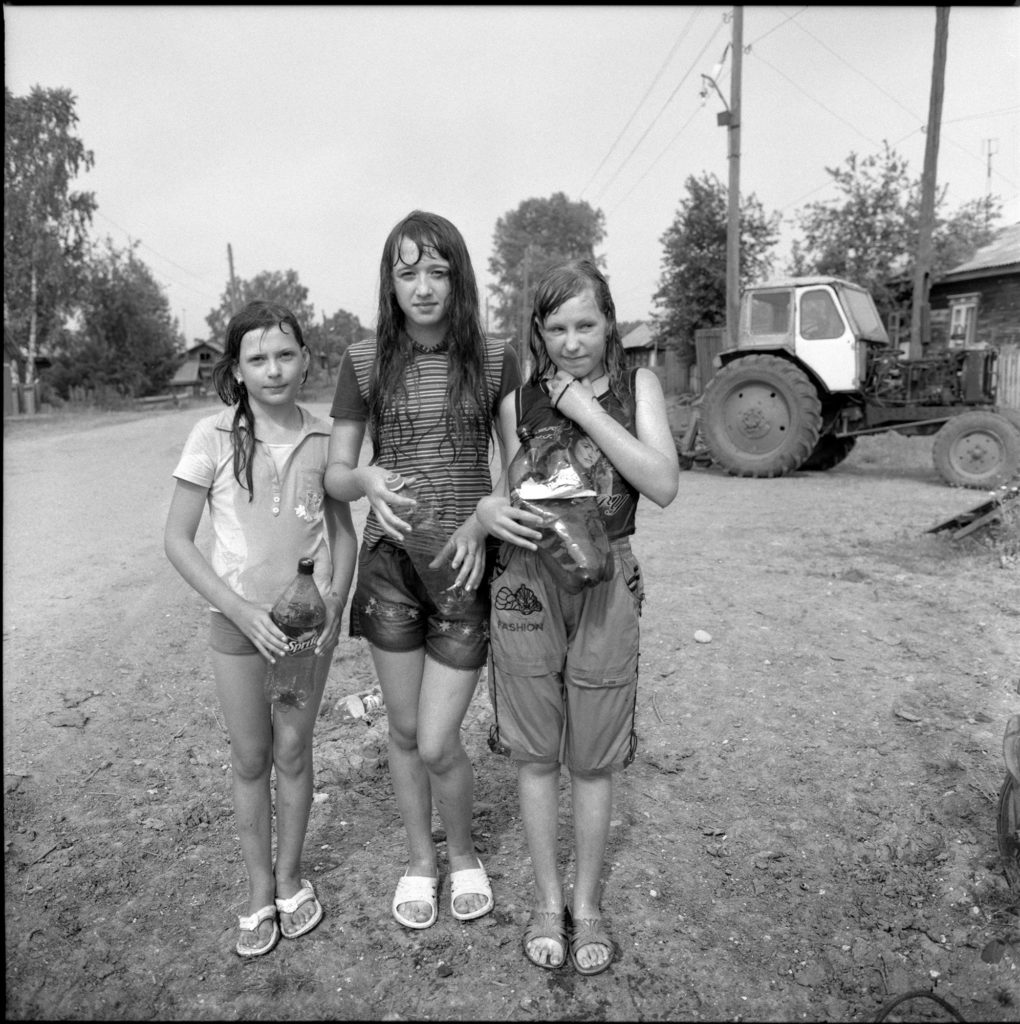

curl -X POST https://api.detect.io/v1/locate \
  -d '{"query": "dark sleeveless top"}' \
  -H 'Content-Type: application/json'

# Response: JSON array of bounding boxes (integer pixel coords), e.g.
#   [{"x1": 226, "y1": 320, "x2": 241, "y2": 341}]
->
[{"x1": 514, "y1": 370, "x2": 640, "y2": 540}]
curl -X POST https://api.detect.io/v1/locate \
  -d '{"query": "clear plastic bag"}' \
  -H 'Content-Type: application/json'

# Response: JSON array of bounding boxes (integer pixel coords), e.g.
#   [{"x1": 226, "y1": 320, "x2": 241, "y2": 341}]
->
[{"x1": 507, "y1": 426, "x2": 614, "y2": 593}]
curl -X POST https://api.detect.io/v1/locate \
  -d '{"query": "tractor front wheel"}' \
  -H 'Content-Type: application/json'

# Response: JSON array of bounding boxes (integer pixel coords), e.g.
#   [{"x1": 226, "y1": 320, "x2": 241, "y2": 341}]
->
[{"x1": 932, "y1": 411, "x2": 1020, "y2": 489}]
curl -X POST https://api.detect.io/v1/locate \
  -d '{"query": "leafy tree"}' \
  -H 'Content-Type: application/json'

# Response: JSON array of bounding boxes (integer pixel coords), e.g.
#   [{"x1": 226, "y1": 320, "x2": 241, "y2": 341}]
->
[
  {"x1": 488, "y1": 192, "x2": 606, "y2": 339},
  {"x1": 204, "y1": 269, "x2": 316, "y2": 344},
  {"x1": 312, "y1": 308, "x2": 364, "y2": 379},
  {"x1": 652, "y1": 172, "x2": 779, "y2": 357},
  {"x1": 4, "y1": 86, "x2": 97, "y2": 402},
  {"x1": 46, "y1": 238, "x2": 183, "y2": 399},
  {"x1": 789, "y1": 143, "x2": 1001, "y2": 323}
]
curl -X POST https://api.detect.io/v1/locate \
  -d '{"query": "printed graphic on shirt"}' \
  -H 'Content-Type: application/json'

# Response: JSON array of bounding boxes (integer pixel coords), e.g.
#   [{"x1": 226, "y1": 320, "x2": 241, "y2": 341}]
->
[
  {"x1": 294, "y1": 470, "x2": 325, "y2": 523},
  {"x1": 493, "y1": 583, "x2": 543, "y2": 616}
]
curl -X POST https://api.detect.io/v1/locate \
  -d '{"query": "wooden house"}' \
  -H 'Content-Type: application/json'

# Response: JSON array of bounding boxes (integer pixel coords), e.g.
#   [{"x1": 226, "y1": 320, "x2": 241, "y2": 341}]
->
[
  {"x1": 928, "y1": 222, "x2": 1020, "y2": 350},
  {"x1": 169, "y1": 340, "x2": 223, "y2": 397}
]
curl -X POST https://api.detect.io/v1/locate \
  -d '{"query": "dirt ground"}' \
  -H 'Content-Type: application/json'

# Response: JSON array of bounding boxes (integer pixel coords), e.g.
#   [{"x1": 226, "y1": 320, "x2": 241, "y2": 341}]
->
[{"x1": 4, "y1": 398, "x2": 1019, "y2": 1022}]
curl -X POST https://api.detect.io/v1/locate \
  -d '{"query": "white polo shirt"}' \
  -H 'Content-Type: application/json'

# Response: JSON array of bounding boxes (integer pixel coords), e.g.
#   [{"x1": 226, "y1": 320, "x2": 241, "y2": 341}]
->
[{"x1": 173, "y1": 405, "x2": 333, "y2": 608}]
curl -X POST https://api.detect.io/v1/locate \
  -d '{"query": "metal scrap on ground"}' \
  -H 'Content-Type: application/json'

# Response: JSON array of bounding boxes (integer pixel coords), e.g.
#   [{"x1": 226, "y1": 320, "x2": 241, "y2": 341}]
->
[{"x1": 926, "y1": 484, "x2": 1020, "y2": 540}]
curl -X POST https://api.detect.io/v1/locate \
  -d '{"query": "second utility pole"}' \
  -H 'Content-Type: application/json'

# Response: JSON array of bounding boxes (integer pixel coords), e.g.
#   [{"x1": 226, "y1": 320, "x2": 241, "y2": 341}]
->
[{"x1": 725, "y1": 7, "x2": 743, "y2": 347}]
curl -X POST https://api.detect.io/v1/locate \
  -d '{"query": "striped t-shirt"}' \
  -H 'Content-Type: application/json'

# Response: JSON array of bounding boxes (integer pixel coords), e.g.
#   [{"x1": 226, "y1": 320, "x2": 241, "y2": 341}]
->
[{"x1": 330, "y1": 335, "x2": 522, "y2": 549}]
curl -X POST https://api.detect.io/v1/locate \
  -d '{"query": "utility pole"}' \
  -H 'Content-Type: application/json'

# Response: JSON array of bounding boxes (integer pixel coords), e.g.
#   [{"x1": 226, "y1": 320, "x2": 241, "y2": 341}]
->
[
  {"x1": 983, "y1": 138, "x2": 998, "y2": 228},
  {"x1": 227, "y1": 243, "x2": 240, "y2": 315},
  {"x1": 725, "y1": 7, "x2": 743, "y2": 348},
  {"x1": 909, "y1": 7, "x2": 949, "y2": 361}
]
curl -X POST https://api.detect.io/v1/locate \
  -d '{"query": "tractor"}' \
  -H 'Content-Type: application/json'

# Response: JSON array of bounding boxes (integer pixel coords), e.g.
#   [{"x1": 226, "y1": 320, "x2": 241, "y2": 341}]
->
[{"x1": 681, "y1": 277, "x2": 1020, "y2": 489}]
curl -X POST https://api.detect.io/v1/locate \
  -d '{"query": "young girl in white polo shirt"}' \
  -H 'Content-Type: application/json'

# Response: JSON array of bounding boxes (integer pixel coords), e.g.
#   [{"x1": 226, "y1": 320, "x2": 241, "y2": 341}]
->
[{"x1": 165, "y1": 300, "x2": 356, "y2": 957}]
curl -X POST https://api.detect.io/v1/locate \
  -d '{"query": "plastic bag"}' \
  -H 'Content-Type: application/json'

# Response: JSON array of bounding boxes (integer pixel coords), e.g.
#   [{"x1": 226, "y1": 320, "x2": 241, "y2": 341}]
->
[{"x1": 507, "y1": 425, "x2": 614, "y2": 593}]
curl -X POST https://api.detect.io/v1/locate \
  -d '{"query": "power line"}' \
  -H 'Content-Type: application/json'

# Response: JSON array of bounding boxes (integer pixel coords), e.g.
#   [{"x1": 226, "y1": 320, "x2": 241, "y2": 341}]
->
[
  {"x1": 607, "y1": 105, "x2": 706, "y2": 216},
  {"x1": 749, "y1": 49, "x2": 883, "y2": 149},
  {"x1": 594, "y1": 18, "x2": 725, "y2": 205},
  {"x1": 580, "y1": 6, "x2": 706, "y2": 200}
]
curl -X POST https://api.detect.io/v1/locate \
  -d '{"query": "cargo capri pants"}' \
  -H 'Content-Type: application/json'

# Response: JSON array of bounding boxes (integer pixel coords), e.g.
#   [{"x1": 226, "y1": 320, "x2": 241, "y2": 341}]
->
[{"x1": 487, "y1": 536, "x2": 644, "y2": 775}]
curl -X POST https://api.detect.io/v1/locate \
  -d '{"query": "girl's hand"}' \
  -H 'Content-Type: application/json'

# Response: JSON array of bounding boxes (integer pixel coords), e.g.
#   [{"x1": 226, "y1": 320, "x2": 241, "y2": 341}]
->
[
  {"x1": 438, "y1": 516, "x2": 489, "y2": 592},
  {"x1": 229, "y1": 600, "x2": 291, "y2": 663},
  {"x1": 547, "y1": 371, "x2": 599, "y2": 423},
  {"x1": 361, "y1": 466, "x2": 418, "y2": 541},
  {"x1": 315, "y1": 591, "x2": 346, "y2": 655},
  {"x1": 476, "y1": 494, "x2": 544, "y2": 551}
]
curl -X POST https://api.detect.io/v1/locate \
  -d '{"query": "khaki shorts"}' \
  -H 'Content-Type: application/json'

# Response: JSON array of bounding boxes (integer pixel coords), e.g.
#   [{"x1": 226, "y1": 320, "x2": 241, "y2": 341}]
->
[{"x1": 487, "y1": 537, "x2": 643, "y2": 774}]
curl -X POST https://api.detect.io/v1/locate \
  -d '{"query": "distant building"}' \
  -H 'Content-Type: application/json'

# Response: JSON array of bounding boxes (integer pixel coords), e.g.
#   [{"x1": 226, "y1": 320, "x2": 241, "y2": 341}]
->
[
  {"x1": 169, "y1": 340, "x2": 223, "y2": 397},
  {"x1": 621, "y1": 322, "x2": 658, "y2": 369},
  {"x1": 928, "y1": 222, "x2": 1020, "y2": 350}
]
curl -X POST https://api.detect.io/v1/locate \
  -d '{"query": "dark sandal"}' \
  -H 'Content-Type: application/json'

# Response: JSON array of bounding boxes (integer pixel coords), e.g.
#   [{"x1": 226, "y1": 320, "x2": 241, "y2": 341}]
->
[
  {"x1": 522, "y1": 907, "x2": 569, "y2": 970},
  {"x1": 570, "y1": 916, "x2": 615, "y2": 975}
]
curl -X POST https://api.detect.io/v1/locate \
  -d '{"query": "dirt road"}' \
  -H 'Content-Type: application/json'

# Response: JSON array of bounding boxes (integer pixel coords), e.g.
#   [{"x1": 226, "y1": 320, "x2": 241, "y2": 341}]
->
[{"x1": 4, "y1": 400, "x2": 1018, "y2": 1021}]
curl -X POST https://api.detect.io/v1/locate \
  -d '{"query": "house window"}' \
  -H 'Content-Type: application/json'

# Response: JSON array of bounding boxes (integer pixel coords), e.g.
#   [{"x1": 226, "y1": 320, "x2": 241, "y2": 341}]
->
[{"x1": 947, "y1": 294, "x2": 979, "y2": 348}]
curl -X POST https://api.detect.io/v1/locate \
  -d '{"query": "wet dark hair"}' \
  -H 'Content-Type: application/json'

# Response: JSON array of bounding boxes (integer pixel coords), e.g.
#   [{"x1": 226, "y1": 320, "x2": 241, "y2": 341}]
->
[
  {"x1": 370, "y1": 210, "x2": 489, "y2": 465},
  {"x1": 211, "y1": 300, "x2": 309, "y2": 501},
  {"x1": 528, "y1": 258, "x2": 628, "y2": 404}
]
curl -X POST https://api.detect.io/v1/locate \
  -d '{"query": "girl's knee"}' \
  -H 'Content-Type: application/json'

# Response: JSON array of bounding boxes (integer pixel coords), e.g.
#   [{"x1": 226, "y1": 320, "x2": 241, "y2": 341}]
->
[
  {"x1": 418, "y1": 736, "x2": 465, "y2": 775},
  {"x1": 231, "y1": 747, "x2": 273, "y2": 783}
]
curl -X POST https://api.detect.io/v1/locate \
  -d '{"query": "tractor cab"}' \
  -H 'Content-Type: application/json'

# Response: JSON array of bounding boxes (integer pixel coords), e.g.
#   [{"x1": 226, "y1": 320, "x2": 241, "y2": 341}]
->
[{"x1": 735, "y1": 278, "x2": 889, "y2": 393}]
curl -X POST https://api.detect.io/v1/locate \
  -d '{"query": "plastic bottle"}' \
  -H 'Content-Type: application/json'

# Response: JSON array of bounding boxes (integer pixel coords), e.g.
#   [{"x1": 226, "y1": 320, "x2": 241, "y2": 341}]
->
[
  {"x1": 338, "y1": 686, "x2": 385, "y2": 723},
  {"x1": 391, "y1": 476, "x2": 470, "y2": 614},
  {"x1": 507, "y1": 427, "x2": 614, "y2": 593},
  {"x1": 264, "y1": 558, "x2": 326, "y2": 710}
]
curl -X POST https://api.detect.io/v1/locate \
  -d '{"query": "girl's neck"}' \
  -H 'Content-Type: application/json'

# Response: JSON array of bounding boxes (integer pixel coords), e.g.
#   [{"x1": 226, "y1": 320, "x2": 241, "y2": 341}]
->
[
  {"x1": 405, "y1": 322, "x2": 447, "y2": 350},
  {"x1": 249, "y1": 400, "x2": 303, "y2": 441}
]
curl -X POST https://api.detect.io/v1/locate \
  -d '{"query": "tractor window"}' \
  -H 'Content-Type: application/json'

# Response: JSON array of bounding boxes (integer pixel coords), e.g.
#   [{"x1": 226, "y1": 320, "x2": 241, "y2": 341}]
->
[
  {"x1": 748, "y1": 292, "x2": 791, "y2": 334},
  {"x1": 799, "y1": 290, "x2": 844, "y2": 340}
]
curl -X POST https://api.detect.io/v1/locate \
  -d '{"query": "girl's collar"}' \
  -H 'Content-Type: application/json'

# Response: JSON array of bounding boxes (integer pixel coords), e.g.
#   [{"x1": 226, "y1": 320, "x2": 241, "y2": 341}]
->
[{"x1": 404, "y1": 331, "x2": 449, "y2": 355}]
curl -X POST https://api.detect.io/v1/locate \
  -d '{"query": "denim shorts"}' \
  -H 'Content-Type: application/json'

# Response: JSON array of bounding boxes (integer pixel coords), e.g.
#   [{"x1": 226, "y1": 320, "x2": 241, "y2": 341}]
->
[
  {"x1": 487, "y1": 537, "x2": 642, "y2": 774},
  {"x1": 349, "y1": 540, "x2": 491, "y2": 672}
]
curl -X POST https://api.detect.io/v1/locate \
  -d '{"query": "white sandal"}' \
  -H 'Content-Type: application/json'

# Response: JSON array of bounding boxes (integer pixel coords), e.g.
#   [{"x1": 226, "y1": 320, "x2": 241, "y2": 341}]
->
[
  {"x1": 236, "y1": 904, "x2": 280, "y2": 957},
  {"x1": 275, "y1": 878, "x2": 324, "y2": 939},
  {"x1": 449, "y1": 859, "x2": 494, "y2": 921},
  {"x1": 392, "y1": 872, "x2": 439, "y2": 930}
]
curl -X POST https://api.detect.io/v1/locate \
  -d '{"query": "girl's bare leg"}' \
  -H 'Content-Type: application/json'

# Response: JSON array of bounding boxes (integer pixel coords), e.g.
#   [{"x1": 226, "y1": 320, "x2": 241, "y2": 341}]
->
[
  {"x1": 370, "y1": 645, "x2": 436, "y2": 924},
  {"x1": 212, "y1": 650, "x2": 275, "y2": 950},
  {"x1": 570, "y1": 770, "x2": 613, "y2": 972},
  {"x1": 519, "y1": 760, "x2": 566, "y2": 966},
  {"x1": 417, "y1": 659, "x2": 486, "y2": 915},
  {"x1": 271, "y1": 648, "x2": 331, "y2": 932}
]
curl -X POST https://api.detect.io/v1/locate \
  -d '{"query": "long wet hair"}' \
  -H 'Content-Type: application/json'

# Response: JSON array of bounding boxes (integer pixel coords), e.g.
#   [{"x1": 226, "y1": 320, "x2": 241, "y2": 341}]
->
[
  {"x1": 528, "y1": 258, "x2": 629, "y2": 406},
  {"x1": 370, "y1": 210, "x2": 490, "y2": 465},
  {"x1": 211, "y1": 300, "x2": 309, "y2": 501}
]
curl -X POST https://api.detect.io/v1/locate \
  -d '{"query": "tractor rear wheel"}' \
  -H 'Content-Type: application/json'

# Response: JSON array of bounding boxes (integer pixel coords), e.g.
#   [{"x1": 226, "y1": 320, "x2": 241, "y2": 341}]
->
[
  {"x1": 932, "y1": 411, "x2": 1020, "y2": 489},
  {"x1": 700, "y1": 355, "x2": 822, "y2": 478}
]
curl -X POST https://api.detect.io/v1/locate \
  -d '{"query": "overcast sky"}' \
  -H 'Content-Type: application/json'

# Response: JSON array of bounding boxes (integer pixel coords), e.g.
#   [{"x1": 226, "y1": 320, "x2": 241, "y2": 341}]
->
[{"x1": 6, "y1": 5, "x2": 1019, "y2": 342}]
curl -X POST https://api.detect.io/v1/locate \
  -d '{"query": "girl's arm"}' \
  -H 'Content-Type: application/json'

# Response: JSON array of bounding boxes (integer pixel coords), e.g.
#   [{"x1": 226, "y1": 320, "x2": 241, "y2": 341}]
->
[
  {"x1": 552, "y1": 368, "x2": 679, "y2": 507},
  {"x1": 324, "y1": 418, "x2": 417, "y2": 541},
  {"x1": 316, "y1": 495, "x2": 358, "y2": 654},
  {"x1": 475, "y1": 392, "x2": 544, "y2": 550},
  {"x1": 163, "y1": 479, "x2": 290, "y2": 662}
]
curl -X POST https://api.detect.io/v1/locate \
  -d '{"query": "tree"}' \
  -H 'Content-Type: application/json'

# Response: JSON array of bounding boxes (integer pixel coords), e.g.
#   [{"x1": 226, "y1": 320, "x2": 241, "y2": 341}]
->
[
  {"x1": 46, "y1": 238, "x2": 183, "y2": 399},
  {"x1": 488, "y1": 193, "x2": 606, "y2": 339},
  {"x1": 789, "y1": 143, "x2": 1001, "y2": 324},
  {"x1": 313, "y1": 308, "x2": 364, "y2": 380},
  {"x1": 652, "y1": 173, "x2": 779, "y2": 357},
  {"x1": 204, "y1": 269, "x2": 316, "y2": 344},
  {"x1": 4, "y1": 86, "x2": 97, "y2": 406}
]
